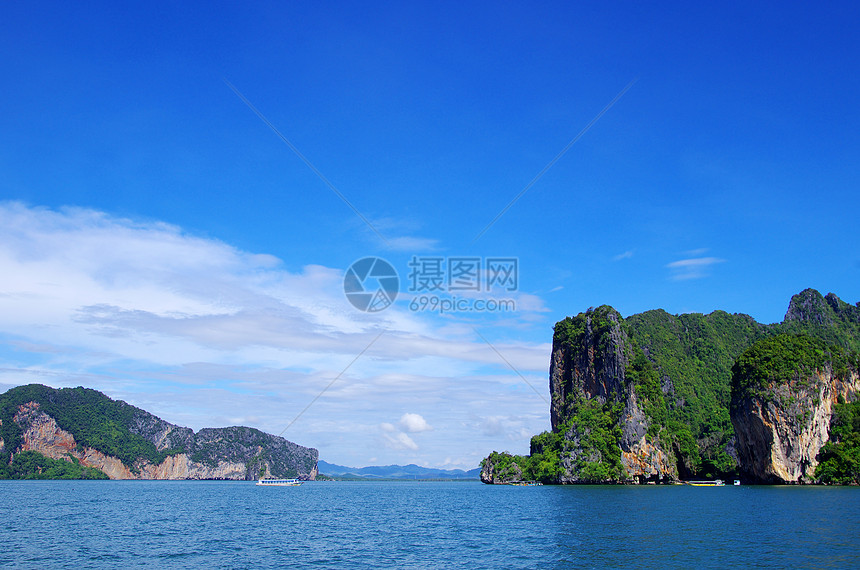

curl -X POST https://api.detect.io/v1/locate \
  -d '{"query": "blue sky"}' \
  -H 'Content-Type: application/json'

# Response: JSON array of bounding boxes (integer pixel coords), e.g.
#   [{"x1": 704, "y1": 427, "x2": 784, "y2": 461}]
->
[{"x1": 1, "y1": 1, "x2": 858, "y2": 468}]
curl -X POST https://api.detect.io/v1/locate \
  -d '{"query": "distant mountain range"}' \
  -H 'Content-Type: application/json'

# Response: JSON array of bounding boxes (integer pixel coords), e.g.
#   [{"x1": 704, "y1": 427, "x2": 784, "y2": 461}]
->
[{"x1": 318, "y1": 460, "x2": 480, "y2": 480}]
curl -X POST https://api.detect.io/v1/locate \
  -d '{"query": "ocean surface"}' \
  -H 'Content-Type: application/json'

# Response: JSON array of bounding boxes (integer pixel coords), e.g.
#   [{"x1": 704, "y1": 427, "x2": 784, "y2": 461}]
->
[{"x1": 2, "y1": 480, "x2": 858, "y2": 568}]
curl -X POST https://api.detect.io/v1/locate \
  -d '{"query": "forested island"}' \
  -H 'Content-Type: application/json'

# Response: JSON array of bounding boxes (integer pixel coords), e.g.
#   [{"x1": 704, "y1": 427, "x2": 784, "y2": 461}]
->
[
  {"x1": 482, "y1": 288, "x2": 860, "y2": 485},
  {"x1": 0, "y1": 384, "x2": 318, "y2": 480}
]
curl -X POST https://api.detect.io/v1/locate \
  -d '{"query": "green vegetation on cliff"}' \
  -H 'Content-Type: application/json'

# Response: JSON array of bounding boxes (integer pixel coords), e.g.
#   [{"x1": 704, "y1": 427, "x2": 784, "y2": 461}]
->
[
  {"x1": 781, "y1": 289, "x2": 860, "y2": 353},
  {"x1": 553, "y1": 305, "x2": 619, "y2": 348},
  {"x1": 551, "y1": 307, "x2": 764, "y2": 479},
  {"x1": 729, "y1": 332, "x2": 859, "y2": 483},
  {"x1": 0, "y1": 384, "x2": 180, "y2": 474},
  {"x1": 0, "y1": 384, "x2": 318, "y2": 480},
  {"x1": 626, "y1": 309, "x2": 766, "y2": 477},
  {"x1": 815, "y1": 399, "x2": 860, "y2": 485},
  {"x1": 484, "y1": 289, "x2": 860, "y2": 484},
  {"x1": 483, "y1": 398, "x2": 623, "y2": 484},
  {"x1": 731, "y1": 334, "x2": 853, "y2": 398},
  {"x1": 553, "y1": 398, "x2": 624, "y2": 482},
  {"x1": 3, "y1": 451, "x2": 109, "y2": 480}
]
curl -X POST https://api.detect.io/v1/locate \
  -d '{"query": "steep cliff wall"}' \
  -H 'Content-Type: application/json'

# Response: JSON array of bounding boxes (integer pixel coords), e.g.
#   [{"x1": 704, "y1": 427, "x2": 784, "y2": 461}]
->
[
  {"x1": 731, "y1": 370, "x2": 859, "y2": 483},
  {"x1": 730, "y1": 334, "x2": 860, "y2": 483},
  {"x1": 481, "y1": 288, "x2": 860, "y2": 485},
  {"x1": 550, "y1": 306, "x2": 676, "y2": 483}
]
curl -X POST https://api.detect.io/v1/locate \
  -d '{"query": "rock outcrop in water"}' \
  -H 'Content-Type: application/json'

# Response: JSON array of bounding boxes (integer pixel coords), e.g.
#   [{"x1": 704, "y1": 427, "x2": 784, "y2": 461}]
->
[
  {"x1": 479, "y1": 452, "x2": 523, "y2": 484},
  {"x1": 0, "y1": 385, "x2": 318, "y2": 480},
  {"x1": 482, "y1": 289, "x2": 860, "y2": 484}
]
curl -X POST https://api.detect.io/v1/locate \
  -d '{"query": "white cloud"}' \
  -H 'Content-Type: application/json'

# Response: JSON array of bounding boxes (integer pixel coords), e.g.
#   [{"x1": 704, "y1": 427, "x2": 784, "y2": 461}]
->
[
  {"x1": 383, "y1": 432, "x2": 419, "y2": 451},
  {"x1": 666, "y1": 256, "x2": 725, "y2": 280},
  {"x1": 399, "y1": 413, "x2": 432, "y2": 433},
  {"x1": 0, "y1": 202, "x2": 552, "y2": 468},
  {"x1": 613, "y1": 250, "x2": 634, "y2": 261}
]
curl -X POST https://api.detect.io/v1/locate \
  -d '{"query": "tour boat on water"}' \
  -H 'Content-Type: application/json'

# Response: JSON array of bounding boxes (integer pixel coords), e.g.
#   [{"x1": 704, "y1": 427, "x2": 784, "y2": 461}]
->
[
  {"x1": 685, "y1": 479, "x2": 725, "y2": 487},
  {"x1": 256, "y1": 478, "x2": 303, "y2": 487}
]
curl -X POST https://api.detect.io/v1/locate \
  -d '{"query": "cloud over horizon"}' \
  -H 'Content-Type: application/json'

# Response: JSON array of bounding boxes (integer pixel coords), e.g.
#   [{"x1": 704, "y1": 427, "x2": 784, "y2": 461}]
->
[{"x1": 0, "y1": 202, "x2": 551, "y2": 468}]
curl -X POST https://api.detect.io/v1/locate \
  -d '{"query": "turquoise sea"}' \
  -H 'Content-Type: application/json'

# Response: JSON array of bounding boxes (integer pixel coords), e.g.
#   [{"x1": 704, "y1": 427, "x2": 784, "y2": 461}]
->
[{"x1": 2, "y1": 480, "x2": 858, "y2": 568}]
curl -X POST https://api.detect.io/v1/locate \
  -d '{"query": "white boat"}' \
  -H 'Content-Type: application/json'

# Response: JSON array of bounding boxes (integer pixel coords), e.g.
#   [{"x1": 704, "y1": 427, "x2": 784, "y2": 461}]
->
[{"x1": 256, "y1": 478, "x2": 303, "y2": 487}]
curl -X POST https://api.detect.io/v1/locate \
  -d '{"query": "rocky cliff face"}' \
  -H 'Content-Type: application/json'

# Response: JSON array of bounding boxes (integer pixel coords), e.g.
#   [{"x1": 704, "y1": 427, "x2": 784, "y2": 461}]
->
[
  {"x1": 731, "y1": 363, "x2": 860, "y2": 483},
  {"x1": 127, "y1": 407, "x2": 196, "y2": 453},
  {"x1": 3, "y1": 388, "x2": 318, "y2": 481},
  {"x1": 549, "y1": 308, "x2": 628, "y2": 427},
  {"x1": 550, "y1": 306, "x2": 676, "y2": 483},
  {"x1": 481, "y1": 288, "x2": 860, "y2": 485}
]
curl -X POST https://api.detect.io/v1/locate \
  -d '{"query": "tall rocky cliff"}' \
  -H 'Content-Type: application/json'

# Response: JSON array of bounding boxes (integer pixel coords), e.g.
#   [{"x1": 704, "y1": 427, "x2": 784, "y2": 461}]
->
[
  {"x1": 0, "y1": 385, "x2": 318, "y2": 480},
  {"x1": 482, "y1": 289, "x2": 860, "y2": 484},
  {"x1": 730, "y1": 334, "x2": 860, "y2": 483},
  {"x1": 548, "y1": 306, "x2": 675, "y2": 483}
]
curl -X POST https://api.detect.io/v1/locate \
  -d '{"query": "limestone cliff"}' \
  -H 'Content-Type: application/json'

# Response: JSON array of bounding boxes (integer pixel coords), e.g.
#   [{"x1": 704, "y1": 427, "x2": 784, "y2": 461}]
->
[
  {"x1": 730, "y1": 334, "x2": 860, "y2": 483},
  {"x1": 481, "y1": 288, "x2": 860, "y2": 485},
  {"x1": 15, "y1": 406, "x2": 251, "y2": 479},
  {"x1": 0, "y1": 385, "x2": 318, "y2": 480},
  {"x1": 550, "y1": 306, "x2": 676, "y2": 483}
]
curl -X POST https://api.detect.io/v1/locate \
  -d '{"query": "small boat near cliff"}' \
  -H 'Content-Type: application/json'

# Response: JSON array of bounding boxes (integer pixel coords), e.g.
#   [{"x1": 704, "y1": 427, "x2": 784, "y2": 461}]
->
[
  {"x1": 256, "y1": 478, "x2": 303, "y2": 487},
  {"x1": 685, "y1": 479, "x2": 725, "y2": 487}
]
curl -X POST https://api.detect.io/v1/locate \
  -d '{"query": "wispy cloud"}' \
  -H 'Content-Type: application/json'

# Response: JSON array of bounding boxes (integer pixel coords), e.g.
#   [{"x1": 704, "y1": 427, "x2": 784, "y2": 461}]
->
[
  {"x1": 613, "y1": 250, "x2": 634, "y2": 261},
  {"x1": 382, "y1": 431, "x2": 419, "y2": 451},
  {"x1": 0, "y1": 202, "x2": 550, "y2": 467},
  {"x1": 365, "y1": 217, "x2": 440, "y2": 252},
  {"x1": 383, "y1": 236, "x2": 440, "y2": 252},
  {"x1": 666, "y1": 256, "x2": 725, "y2": 280}
]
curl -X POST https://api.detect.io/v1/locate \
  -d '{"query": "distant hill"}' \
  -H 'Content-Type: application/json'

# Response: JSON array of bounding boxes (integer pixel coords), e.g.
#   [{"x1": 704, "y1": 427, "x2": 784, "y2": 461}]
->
[
  {"x1": 318, "y1": 460, "x2": 480, "y2": 480},
  {"x1": 0, "y1": 384, "x2": 318, "y2": 480}
]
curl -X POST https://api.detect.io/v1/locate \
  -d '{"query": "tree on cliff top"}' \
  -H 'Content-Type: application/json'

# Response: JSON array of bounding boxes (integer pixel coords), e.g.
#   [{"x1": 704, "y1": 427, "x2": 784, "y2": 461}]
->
[{"x1": 731, "y1": 334, "x2": 854, "y2": 398}]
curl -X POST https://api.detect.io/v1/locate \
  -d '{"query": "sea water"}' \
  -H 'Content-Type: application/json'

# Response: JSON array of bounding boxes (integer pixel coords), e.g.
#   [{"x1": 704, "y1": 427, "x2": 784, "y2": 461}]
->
[{"x1": 1, "y1": 480, "x2": 858, "y2": 568}]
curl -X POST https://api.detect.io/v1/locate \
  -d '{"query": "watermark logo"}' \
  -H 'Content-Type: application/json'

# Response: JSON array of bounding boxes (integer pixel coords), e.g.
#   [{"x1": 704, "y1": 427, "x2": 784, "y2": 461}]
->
[
  {"x1": 344, "y1": 256, "x2": 518, "y2": 313},
  {"x1": 405, "y1": 256, "x2": 518, "y2": 292},
  {"x1": 344, "y1": 257, "x2": 400, "y2": 312}
]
